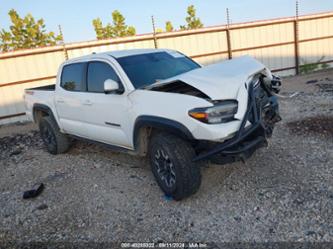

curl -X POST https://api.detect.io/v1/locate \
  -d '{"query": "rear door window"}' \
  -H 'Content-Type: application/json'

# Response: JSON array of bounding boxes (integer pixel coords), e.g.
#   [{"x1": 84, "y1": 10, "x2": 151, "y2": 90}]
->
[
  {"x1": 87, "y1": 61, "x2": 121, "y2": 93},
  {"x1": 60, "y1": 63, "x2": 86, "y2": 91}
]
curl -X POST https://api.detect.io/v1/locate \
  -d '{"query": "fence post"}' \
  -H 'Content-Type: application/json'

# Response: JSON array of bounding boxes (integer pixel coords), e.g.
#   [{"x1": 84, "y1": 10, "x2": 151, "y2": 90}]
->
[
  {"x1": 151, "y1": 16, "x2": 158, "y2": 49},
  {"x1": 58, "y1": 25, "x2": 68, "y2": 60},
  {"x1": 294, "y1": 1, "x2": 300, "y2": 75},
  {"x1": 226, "y1": 8, "x2": 232, "y2": 60}
]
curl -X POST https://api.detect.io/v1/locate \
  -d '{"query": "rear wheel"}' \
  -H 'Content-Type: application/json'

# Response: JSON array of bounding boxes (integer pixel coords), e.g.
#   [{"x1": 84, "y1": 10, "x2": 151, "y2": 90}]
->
[
  {"x1": 149, "y1": 132, "x2": 201, "y2": 200},
  {"x1": 39, "y1": 116, "x2": 71, "y2": 154}
]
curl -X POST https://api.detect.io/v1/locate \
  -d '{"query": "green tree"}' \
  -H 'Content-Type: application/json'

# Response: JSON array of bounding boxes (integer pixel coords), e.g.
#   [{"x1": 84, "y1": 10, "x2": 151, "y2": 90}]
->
[
  {"x1": 165, "y1": 21, "x2": 174, "y2": 32},
  {"x1": 180, "y1": 5, "x2": 203, "y2": 30},
  {"x1": 0, "y1": 9, "x2": 62, "y2": 52},
  {"x1": 92, "y1": 18, "x2": 105, "y2": 40},
  {"x1": 92, "y1": 10, "x2": 136, "y2": 39}
]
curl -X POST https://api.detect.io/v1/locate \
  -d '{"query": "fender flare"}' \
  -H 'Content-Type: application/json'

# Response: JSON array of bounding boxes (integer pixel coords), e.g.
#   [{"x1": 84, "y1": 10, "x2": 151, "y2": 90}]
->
[
  {"x1": 32, "y1": 103, "x2": 60, "y2": 129},
  {"x1": 133, "y1": 115, "x2": 194, "y2": 148}
]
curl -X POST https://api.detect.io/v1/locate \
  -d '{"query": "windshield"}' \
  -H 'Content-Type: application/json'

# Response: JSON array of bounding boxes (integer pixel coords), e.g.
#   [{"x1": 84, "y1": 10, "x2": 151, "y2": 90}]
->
[{"x1": 116, "y1": 51, "x2": 200, "y2": 89}]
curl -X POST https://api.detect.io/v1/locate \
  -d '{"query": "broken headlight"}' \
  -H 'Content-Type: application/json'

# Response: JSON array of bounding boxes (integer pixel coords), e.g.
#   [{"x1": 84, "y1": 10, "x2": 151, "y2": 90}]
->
[{"x1": 188, "y1": 100, "x2": 238, "y2": 124}]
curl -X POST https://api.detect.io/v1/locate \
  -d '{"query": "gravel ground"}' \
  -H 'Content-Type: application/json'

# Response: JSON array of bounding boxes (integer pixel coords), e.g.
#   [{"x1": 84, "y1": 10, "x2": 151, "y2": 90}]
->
[{"x1": 0, "y1": 70, "x2": 332, "y2": 245}]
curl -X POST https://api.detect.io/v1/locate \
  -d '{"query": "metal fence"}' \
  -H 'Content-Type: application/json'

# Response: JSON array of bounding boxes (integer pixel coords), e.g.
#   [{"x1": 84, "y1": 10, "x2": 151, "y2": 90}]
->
[{"x1": 0, "y1": 11, "x2": 333, "y2": 124}]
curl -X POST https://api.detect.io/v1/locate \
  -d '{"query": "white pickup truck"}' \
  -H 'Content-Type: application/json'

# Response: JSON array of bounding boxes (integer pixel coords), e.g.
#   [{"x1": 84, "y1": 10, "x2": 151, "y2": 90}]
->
[{"x1": 25, "y1": 49, "x2": 281, "y2": 200}]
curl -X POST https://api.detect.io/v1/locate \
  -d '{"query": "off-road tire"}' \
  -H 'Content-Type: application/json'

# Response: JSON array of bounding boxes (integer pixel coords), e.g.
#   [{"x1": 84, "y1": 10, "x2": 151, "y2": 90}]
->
[
  {"x1": 149, "y1": 132, "x2": 202, "y2": 200},
  {"x1": 39, "y1": 116, "x2": 71, "y2": 155}
]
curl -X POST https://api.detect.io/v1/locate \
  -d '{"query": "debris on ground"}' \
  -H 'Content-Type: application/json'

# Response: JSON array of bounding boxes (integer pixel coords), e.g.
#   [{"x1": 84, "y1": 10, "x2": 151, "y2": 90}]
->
[
  {"x1": 0, "y1": 131, "x2": 42, "y2": 160},
  {"x1": 23, "y1": 183, "x2": 45, "y2": 199},
  {"x1": 317, "y1": 83, "x2": 333, "y2": 92},
  {"x1": 306, "y1": 79, "x2": 318, "y2": 84},
  {"x1": 35, "y1": 204, "x2": 48, "y2": 210},
  {"x1": 286, "y1": 115, "x2": 333, "y2": 137}
]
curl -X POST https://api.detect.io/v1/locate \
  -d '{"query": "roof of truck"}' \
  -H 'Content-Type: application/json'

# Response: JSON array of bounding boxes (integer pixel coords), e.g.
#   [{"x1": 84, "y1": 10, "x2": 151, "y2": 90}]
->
[
  {"x1": 107, "y1": 48, "x2": 172, "y2": 58},
  {"x1": 63, "y1": 48, "x2": 177, "y2": 65}
]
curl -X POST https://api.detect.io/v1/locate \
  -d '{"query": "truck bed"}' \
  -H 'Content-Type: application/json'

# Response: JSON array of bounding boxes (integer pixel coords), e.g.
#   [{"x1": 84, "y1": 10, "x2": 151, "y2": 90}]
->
[
  {"x1": 24, "y1": 84, "x2": 56, "y2": 121},
  {"x1": 26, "y1": 84, "x2": 55, "y2": 91}
]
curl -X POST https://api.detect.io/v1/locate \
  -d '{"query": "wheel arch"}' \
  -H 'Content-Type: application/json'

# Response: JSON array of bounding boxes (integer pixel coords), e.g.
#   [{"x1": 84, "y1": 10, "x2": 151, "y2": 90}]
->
[
  {"x1": 32, "y1": 104, "x2": 60, "y2": 129},
  {"x1": 133, "y1": 115, "x2": 194, "y2": 156}
]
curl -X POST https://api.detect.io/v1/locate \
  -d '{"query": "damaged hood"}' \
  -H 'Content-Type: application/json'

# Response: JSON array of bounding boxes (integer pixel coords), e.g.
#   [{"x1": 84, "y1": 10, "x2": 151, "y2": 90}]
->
[{"x1": 150, "y1": 55, "x2": 267, "y2": 100}]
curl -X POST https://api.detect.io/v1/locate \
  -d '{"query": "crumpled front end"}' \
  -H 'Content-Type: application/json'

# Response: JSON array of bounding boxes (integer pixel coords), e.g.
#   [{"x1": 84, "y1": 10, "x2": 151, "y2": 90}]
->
[
  {"x1": 149, "y1": 55, "x2": 269, "y2": 101},
  {"x1": 193, "y1": 75, "x2": 282, "y2": 162}
]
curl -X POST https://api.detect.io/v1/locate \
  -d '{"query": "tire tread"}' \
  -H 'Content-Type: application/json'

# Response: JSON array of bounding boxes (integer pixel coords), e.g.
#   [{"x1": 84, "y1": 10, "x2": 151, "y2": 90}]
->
[
  {"x1": 150, "y1": 132, "x2": 201, "y2": 200},
  {"x1": 39, "y1": 116, "x2": 71, "y2": 154}
]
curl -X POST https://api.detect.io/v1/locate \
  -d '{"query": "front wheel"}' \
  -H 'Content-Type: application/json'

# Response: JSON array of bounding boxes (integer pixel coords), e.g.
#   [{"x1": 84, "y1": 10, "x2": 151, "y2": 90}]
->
[{"x1": 149, "y1": 132, "x2": 201, "y2": 200}]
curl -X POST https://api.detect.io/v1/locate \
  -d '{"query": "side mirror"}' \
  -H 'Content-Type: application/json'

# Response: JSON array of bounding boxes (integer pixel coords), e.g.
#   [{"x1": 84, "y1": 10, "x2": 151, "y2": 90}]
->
[{"x1": 104, "y1": 79, "x2": 120, "y2": 94}]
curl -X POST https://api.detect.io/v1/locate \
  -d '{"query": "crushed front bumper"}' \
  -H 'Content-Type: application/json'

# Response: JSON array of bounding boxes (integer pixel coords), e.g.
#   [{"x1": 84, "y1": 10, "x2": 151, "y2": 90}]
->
[{"x1": 193, "y1": 81, "x2": 281, "y2": 162}]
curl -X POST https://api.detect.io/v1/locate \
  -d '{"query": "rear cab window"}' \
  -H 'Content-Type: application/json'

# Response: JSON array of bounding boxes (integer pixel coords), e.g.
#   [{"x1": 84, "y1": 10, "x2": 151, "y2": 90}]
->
[{"x1": 60, "y1": 63, "x2": 86, "y2": 91}]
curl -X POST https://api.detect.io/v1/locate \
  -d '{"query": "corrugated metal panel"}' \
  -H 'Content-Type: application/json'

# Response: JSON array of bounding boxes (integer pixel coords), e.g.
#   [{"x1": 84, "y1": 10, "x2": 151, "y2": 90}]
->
[
  {"x1": 231, "y1": 22, "x2": 294, "y2": 50},
  {"x1": 158, "y1": 31, "x2": 228, "y2": 57},
  {"x1": 299, "y1": 37, "x2": 333, "y2": 64},
  {"x1": 298, "y1": 16, "x2": 333, "y2": 64},
  {"x1": 299, "y1": 16, "x2": 333, "y2": 40},
  {"x1": 0, "y1": 79, "x2": 54, "y2": 124},
  {"x1": 0, "y1": 51, "x2": 64, "y2": 84}
]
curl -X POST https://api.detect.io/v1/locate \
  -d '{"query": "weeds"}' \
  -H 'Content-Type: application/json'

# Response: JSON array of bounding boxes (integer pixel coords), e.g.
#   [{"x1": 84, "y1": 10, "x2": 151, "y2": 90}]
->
[{"x1": 300, "y1": 56, "x2": 330, "y2": 74}]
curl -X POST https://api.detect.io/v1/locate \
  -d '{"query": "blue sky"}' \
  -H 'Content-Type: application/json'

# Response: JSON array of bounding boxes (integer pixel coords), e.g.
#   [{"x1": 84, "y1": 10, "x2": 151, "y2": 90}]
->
[{"x1": 0, "y1": 0, "x2": 332, "y2": 43}]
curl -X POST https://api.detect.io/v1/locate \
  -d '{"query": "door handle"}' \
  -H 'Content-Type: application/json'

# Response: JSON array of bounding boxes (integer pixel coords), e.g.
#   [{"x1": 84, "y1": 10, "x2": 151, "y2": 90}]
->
[
  {"x1": 83, "y1": 100, "x2": 93, "y2": 106},
  {"x1": 57, "y1": 99, "x2": 65, "y2": 103}
]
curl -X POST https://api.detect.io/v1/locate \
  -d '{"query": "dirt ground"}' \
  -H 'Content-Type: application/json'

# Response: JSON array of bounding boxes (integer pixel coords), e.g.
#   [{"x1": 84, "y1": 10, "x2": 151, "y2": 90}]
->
[{"x1": 0, "y1": 69, "x2": 332, "y2": 246}]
